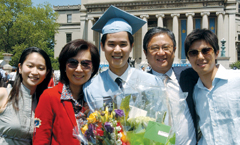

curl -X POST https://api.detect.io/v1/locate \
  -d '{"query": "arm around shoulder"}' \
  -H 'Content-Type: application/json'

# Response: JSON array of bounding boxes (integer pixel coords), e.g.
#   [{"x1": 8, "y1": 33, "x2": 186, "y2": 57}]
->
[
  {"x1": 179, "y1": 68, "x2": 199, "y2": 92},
  {"x1": 0, "y1": 87, "x2": 8, "y2": 113}
]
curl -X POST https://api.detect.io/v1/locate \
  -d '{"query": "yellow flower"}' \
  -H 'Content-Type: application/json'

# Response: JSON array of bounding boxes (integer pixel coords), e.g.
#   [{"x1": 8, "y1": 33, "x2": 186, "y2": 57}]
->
[
  {"x1": 81, "y1": 124, "x2": 88, "y2": 134},
  {"x1": 104, "y1": 107, "x2": 109, "y2": 122},
  {"x1": 87, "y1": 111, "x2": 98, "y2": 123}
]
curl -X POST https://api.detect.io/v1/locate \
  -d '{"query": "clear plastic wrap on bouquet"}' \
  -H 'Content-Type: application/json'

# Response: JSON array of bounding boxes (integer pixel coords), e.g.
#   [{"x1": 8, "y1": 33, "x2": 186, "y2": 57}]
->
[{"x1": 81, "y1": 77, "x2": 187, "y2": 145}]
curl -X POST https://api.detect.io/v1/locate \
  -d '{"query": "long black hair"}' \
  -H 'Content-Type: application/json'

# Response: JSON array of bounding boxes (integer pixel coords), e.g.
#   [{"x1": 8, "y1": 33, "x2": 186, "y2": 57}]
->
[{"x1": 9, "y1": 47, "x2": 52, "y2": 111}]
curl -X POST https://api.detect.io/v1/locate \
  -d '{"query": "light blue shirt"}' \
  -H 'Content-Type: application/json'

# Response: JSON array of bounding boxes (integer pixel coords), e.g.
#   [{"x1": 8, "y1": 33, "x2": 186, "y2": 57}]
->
[
  {"x1": 193, "y1": 64, "x2": 240, "y2": 145},
  {"x1": 0, "y1": 69, "x2": 6, "y2": 78},
  {"x1": 108, "y1": 65, "x2": 132, "y2": 88},
  {"x1": 83, "y1": 66, "x2": 164, "y2": 111},
  {"x1": 152, "y1": 68, "x2": 196, "y2": 145}
]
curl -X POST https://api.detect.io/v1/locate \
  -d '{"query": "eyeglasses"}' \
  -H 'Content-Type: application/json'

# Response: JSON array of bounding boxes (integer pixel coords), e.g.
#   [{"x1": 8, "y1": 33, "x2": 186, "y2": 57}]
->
[
  {"x1": 148, "y1": 44, "x2": 173, "y2": 53},
  {"x1": 67, "y1": 59, "x2": 92, "y2": 69},
  {"x1": 187, "y1": 47, "x2": 214, "y2": 57}
]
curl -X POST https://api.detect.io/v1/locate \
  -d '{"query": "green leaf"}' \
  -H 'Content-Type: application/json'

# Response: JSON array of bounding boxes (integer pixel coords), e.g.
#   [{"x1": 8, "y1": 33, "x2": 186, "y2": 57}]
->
[{"x1": 120, "y1": 95, "x2": 131, "y2": 121}]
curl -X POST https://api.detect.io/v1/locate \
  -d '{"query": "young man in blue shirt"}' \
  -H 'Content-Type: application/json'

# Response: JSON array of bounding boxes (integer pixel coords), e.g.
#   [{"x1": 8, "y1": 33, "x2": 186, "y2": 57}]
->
[
  {"x1": 83, "y1": 6, "x2": 164, "y2": 111},
  {"x1": 184, "y1": 29, "x2": 240, "y2": 144}
]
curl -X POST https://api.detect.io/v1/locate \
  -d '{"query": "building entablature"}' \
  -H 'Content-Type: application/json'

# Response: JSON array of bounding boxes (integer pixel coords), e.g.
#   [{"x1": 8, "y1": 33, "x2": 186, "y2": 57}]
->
[
  {"x1": 53, "y1": 5, "x2": 81, "y2": 11},
  {"x1": 83, "y1": 0, "x2": 224, "y2": 13}
]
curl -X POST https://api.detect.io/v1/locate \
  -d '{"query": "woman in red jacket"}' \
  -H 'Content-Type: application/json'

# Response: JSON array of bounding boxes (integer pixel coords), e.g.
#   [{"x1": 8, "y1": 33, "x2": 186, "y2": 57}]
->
[{"x1": 33, "y1": 39, "x2": 100, "y2": 145}]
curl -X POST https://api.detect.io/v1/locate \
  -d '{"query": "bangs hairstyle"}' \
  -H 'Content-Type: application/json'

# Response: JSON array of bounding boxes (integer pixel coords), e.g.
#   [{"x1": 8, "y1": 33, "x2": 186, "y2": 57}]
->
[
  {"x1": 9, "y1": 47, "x2": 52, "y2": 110},
  {"x1": 184, "y1": 29, "x2": 219, "y2": 59},
  {"x1": 58, "y1": 39, "x2": 100, "y2": 84},
  {"x1": 101, "y1": 32, "x2": 134, "y2": 47}
]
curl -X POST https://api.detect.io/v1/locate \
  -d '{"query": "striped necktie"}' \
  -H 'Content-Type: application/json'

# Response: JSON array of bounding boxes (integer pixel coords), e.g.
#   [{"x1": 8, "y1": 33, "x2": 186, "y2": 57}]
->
[{"x1": 115, "y1": 77, "x2": 123, "y2": 90}]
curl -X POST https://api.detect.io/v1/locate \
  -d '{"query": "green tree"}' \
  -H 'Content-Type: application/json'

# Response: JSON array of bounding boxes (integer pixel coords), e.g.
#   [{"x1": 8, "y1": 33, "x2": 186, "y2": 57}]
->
[
  {"x1": 230, "y1": 61, "x2": 240, "y2": 69},
  {"x1": 0, "y1": 0, "x2": 59, "y2": 68}
]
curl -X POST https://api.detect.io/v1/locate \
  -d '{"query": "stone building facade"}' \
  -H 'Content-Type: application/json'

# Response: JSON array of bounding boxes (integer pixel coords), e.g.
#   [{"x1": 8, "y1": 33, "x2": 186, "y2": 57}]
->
[{"x1": 54, "y1": 0, "x2": 240, "y2": 68}]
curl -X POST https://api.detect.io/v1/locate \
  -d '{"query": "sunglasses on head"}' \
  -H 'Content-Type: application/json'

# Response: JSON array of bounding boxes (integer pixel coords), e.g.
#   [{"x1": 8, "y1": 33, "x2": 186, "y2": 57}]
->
[
  {"x1": 187, "y1": 47, "x2": 214, "y2": 57},
  {"x1": 67, "y1": 59, "x2": 92, "y2": 69}
]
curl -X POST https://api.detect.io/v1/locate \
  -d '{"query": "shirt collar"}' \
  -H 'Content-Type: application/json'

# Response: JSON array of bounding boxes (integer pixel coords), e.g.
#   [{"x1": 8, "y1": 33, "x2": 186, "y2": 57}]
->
[
  {"x1": 108, "y1": 65, "x2": 131, "y2": 82},
  {"x1": 60, "y1": 84, "x2": 83, "y2": 106},
  {"x1": 60, "y1": 84, "x2": 74, "y2": 100},
  {"x1": 196, "y1": 64, "x2": 228, "y2": 89},
  {"x1": 214, "y1": 64, "x2": 228, "y2": 80},
  {"x1": 152, "y1": 68, "x2": 176, "y2": 80}
]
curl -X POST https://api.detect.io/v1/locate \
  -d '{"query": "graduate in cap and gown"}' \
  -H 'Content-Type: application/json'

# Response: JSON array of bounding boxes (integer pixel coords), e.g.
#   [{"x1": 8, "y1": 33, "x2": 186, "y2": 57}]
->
[{"x1": 83, "y1": 5, "x2": 165, "y2": 111}]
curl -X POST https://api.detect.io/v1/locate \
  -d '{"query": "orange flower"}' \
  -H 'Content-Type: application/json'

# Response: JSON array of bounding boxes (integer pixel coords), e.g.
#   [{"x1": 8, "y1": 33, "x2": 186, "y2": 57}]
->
[{"x1": 120, "y1": 131, "x2": 128, "y2": 142}]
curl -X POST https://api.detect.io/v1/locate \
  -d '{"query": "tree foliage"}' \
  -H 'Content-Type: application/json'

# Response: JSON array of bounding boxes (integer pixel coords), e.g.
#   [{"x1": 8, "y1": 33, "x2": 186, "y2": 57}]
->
[
  {"x1": 230, "y1": 61, "x2": 240, "y2": 69},
  {"x1": 0, "y1": 0, "x2": 59, "y2": 68}
]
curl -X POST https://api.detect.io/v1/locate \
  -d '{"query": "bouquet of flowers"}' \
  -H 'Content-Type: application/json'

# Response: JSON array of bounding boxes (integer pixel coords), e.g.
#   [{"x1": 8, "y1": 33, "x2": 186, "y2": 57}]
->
[
  {"x1": 78, "y1": 78, "x2": 186, "y2": 145},
  {"x1": 73, "y1": 104, "x2": 129, "y2": 145}
]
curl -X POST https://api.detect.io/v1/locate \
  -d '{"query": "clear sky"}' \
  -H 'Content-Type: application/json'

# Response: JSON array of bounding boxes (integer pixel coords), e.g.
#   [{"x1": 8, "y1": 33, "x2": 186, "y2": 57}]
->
[{"x1": 32, "y1": 0, "x2": 81, "y2": 7}]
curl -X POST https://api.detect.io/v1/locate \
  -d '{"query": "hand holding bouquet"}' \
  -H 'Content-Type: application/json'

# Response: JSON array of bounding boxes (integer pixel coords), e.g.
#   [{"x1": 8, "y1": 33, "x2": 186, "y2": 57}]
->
[{"x1": 78, "y1": 78, "x2": 185, "y2": 144}]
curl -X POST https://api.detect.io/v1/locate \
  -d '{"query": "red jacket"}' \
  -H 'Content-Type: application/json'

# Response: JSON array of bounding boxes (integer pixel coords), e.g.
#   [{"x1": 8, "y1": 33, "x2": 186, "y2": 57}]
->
[
  {"x1": 47, "y1": 78, "x2": 55, "y2": 88},
  {"x1": 33, "y1": 82, "x2": 80, "y2": 145}
]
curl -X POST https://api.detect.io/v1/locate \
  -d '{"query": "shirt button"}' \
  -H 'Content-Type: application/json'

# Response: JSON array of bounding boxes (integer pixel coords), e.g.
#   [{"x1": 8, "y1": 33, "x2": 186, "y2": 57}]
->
[
  {"x1": 211, "y1": 108, "x2": 213, "y2": 111},
  {"x1": 213, "y1": 123, "x2": 216, "y2": 126}
]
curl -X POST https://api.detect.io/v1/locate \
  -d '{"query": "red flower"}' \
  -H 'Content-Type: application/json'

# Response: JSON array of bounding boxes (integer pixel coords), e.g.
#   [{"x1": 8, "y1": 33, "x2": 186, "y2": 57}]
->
[
  {"x1": 122, "y1": 141, "x2": 130, "y2": 145},
  {"x1": 116, "y1": 122, "x2": 123, "y2": 132},
  {"x1": 95, "y1": 126, "x2": 104, "y2": 136}
]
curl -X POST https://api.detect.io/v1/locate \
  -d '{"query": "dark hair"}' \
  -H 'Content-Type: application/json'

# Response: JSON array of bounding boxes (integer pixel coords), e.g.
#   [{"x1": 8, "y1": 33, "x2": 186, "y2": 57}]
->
[
  {"x1": 184, "y1": 29, "x2": 219, "y2": 59},
  {"x1": 58, "y1": 39, "x2": 100, "y2": 84},
  {"x1": 9, "y1": 47, "x2": 52, "y2": 110},
  {"x1": 101, "y1": 32, "x2": 134, "y2": 47},
  {"x1": 143, "y1": 27, "x2": 176, "y2": 53},
  {"x1": 0, "y1": 73, "x2": 5, "y2": 87}
]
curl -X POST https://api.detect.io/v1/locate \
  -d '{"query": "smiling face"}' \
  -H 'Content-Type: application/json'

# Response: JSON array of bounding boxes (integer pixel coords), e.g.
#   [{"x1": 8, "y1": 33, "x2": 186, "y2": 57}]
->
[
  {"x1": 65, "y1": 49, "x2": 93, "y2": 90},
  {"x1": 144, "y1": 33, "x2": 175, "y2": 74},
  {"x1": 19, "y1": 52, "x2": 48, "y2": 92},
  {"x1": 101, "y1": 31, "x2": 132, "y2": 75},
  {"x1": 188, "y1": 40, "x2": 219, "y2": 77}
]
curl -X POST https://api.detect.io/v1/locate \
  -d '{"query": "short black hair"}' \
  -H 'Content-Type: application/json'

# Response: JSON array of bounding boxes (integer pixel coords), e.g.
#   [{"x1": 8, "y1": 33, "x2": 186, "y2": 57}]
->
[
  {"x1": 143, "y1": 27, "x2": 176, "y2": 53},
  {"x1": 101, "y1": 32, "x2": 134, "y2": 47},
  {"x1": 184, "y1": 29, "x2": 219, "y2": 59},
  {"x1": 58, "y1": 39, "x2": 100, "y2": 84}
]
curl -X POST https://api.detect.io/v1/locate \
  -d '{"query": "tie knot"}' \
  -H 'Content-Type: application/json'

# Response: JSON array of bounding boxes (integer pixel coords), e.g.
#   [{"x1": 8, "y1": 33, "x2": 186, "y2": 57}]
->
[
  {"x1": 115, "y1": 77, "x2": 123, "y2": 89},
  {"x1": 160, "y1": 74, "x2": 169, "y2": 85},
  {"x1": 115, "y1": 77, "x2": 122, "y2": 85}
]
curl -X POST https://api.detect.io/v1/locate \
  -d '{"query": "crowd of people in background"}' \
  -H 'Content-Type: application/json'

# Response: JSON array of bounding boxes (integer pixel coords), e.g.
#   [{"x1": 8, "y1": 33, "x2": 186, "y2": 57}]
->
[{"x1": 0, "y1": 68, "x2": 16, "y2": 88}]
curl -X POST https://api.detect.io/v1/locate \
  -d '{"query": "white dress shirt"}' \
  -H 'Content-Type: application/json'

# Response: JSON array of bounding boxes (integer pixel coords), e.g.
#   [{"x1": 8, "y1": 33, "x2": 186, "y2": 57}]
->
[
  {"x1": 108, "y1": 65, "x2": 132, "y2": 88},
  {"x1": 152, "y1": 68, "x2": 196, "y2": 145}
]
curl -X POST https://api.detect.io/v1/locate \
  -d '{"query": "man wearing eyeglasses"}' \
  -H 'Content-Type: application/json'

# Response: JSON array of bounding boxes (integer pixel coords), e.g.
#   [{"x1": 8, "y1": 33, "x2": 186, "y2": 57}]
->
[
  {"x1": 183, "y1": 29, "x2": 240, "y2": 144},
  {"x1": 143, "y1": 27, "x2": 198, "y2": 145}
]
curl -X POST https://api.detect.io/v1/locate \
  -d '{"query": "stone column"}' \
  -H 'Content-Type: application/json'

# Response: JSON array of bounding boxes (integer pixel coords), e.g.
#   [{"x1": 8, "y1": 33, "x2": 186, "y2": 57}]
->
[
  {"x1": 140, "y1": 14, "x2": 149, "y2": 65},
  {"x1": 80, "y1": 10, "x2": 87, "y2": 40},
  {"x1": 2, "y1": 53, "x2": 13, "y2": 73},
  {"x1": 86, "y1": 17, "x2": 94, "y2": 43},
  {"x1": 171, "y1": 13, "x2": 180, "y2": 63},
  {"x1": 223, "y1": 14, "x2": 229, "y2": 57},
  {"x1": 201, "y1": 12, "x2": 210, "y2": 29},
  {"x1": 186, "y1": 13, "x2": 195, "y2": 35},
  {"x1": 228, "y1": 13, "x2": 236, "y2": 62},
  {"x1": 156, "y1": 14, "x2": 165, "y2": 27},
  {"x1": 216, "y1": 11, "x2": 225, "y2": 50}
]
